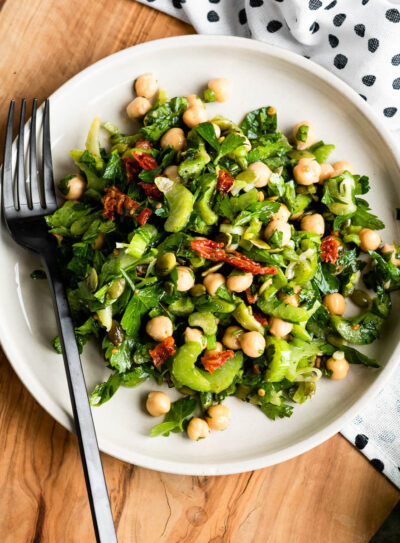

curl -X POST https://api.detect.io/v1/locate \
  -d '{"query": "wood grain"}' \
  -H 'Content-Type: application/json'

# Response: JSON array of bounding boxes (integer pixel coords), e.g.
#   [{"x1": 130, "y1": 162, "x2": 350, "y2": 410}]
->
[{"x1": 0, "y1": 1, "x2": 398, "y2": 542}]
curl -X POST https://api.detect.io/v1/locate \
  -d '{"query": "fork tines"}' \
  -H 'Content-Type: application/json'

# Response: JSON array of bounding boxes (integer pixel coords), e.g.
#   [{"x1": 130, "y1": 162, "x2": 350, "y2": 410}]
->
[{"x1": 2, "y1": 99, "x2": 57, "y2": 217}]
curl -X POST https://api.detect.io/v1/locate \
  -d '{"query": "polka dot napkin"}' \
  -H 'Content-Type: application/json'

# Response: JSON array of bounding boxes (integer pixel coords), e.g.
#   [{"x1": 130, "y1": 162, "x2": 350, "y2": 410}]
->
[
  {"x1": 136, "y1": 0, "x2": 400, "y2": 487},
  {"x1": 138, "y1": 0, "x2": 400, "y2": 134}
]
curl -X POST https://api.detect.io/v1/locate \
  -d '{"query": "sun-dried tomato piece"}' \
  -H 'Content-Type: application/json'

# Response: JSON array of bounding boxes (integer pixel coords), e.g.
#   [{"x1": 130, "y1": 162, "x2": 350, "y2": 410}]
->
[
  {"x1": 190, "y1": 239, "x2": 277, "y2": 276},
  {"x1": 320, "y1": 235, "x2": 340, "y2": 265},
  {"x1": 245, "y1": 288, "x2": 257, "y2": 305},
  {"x1": 102, "y1": 186, "x2": 140, "y2": 220},
  {"x1": 131, "y1": 150, "x2": 158, "y2": 170},
  {"x1": 138, "y1": 181, "x2": 163, "y2": 201},
  {"x1": 149, "y1": 336, "x2": 176, "y2": 367},
  {"x1": 137, "y1": 207, "x2": 152, "y2": 225},
  {"x1": 217, "y1": 169, "x2": 235, "y2": 194},
  {"x1": 135, "y1": 139, "x2": 153, "y2": 150},
  {"x1": 122, "y1": 156, "x2": 141, "y2": 183},
  {"x1": 253, "y1": 311, "x2": 268, "y2": 326},
  {"x1": 201, "y1": 349, "x2": 234, "y2": 374}
]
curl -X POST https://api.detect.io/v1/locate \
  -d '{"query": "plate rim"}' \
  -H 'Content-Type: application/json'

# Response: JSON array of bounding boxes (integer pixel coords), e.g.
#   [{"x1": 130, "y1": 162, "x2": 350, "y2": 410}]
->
[{"x1": 1, "y1": 34, "x2": 400, "y2": 475}]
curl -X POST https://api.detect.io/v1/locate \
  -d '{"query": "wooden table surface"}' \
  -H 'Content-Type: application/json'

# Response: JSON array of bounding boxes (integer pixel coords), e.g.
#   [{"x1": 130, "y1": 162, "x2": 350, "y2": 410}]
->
[{"x1": 0, "y1": 1, "x2": 398, "y2": 541}]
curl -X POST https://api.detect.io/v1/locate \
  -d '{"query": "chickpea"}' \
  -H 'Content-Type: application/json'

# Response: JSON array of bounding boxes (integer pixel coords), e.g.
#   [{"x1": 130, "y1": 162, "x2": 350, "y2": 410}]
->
[
  {"x1": 359, "y1": 228, "x2": 381, "y2": 252},
  {"x1": 203, "y1": 272, "x2": 226, "y2": 296},
  {"x1": 92, "y1": 232, "x2": 105, "y2": 250},
  {"x1": 269, "y1": 317, "x2": 293, "y2": 338},
  {"x1": 326, "y1": 353, "x2": 350, "y2": 380},
  {"x1": 184, "y1": 327, "x2": 206, "y2": 349},
  {"x1": 319, "y1": 163, "x2": 334, "y2": 183},
  {"x1": 240, "y1": 331, "x2": 266, "y2": 358},
  {"x1": 227, "y1": 272, "x2": 253, "y2": 293},
  {"x1": 208, "y1": 78, "x2": 231, "y2": 102},
  {"x1": 126, "y1": 97, "x2": 152, "y2": 119},
  {"x1": 273, "y1": 204, "x2": 290, "y2": 223},
  {"x1": 135, "y1": 72, "x2": 157, "y2": 99},
  {"x1": 206, "y1": 341, "x2": 223, "y2": 355},
  {"x1": 258, "y1": 191, "x2": 265, "y2": 202},
  {"x1": 177, "y1": 266, "x2": 195, "y2": 292},
  {"x1": 248, "y1": 161, "x2": 272, "y2": 188},
  {"x1": 293, "y1": 158, "x2": 321, "y2": 185},
  {"x1": 183, "y1": 106, "x2": 208, "y2": 128},
  {"x1": 187, "y1": 418, "x2": 210, "y2": 441},
  {"x1": 146, "y1": 391, "x2": 171, "y2": 417},
  {"x1": 382, "y1": 244, "x2": 400, "y2": 266},
  {"x1": 264, "y1": 220, "x2": 291, "y2": 246},
  {"x1": 278, "y1": 291, "x2": 299, "y2": 307},
  {"x1": 323, "y1": 293, "x2": 346, "y2": 316},
  {"x1": 212, "y1": 123, "x2": 221, "y2": 139},
  {"x1": 292, "y1": 121, "x2": 316, "y2": 150},
  {"x1": 187, "y1": 94, "x2": 203, "y2": 108},
  {"x1": 301, "y1": 213, "x2": 325, "y2": 235},
  {"x1": 332, "y1": 160, "x2": 353, "y2": 176},
  {"x1": 146, "y1": 315, "x2": 173, "y2": 341},
  {"x1": 222, "y1": 326, "x2": 244, "y2": 350},
  {"x1": 160, "y1": 127, "x2": 186, "y2": 151},
  {"x1": 206, "y1": 405, "x2": 231, "y2": 431},
  {"x1": 60, "y1": 174, "x2": 86, "y2": 200},
  {"x1": 163, "y1": 165, "x2": 181, "y2": 183}
]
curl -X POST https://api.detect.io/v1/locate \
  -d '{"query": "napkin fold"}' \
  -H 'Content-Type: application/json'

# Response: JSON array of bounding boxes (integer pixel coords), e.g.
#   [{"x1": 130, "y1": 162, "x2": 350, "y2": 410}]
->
[{"x1": 137, "y1": 0, "x2": 400, "y2": 488}]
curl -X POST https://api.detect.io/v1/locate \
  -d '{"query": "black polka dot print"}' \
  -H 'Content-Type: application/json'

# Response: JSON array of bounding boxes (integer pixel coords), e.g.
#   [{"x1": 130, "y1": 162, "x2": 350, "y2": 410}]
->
[
  {"x1": 267, "y1": 20, "x2": 283, "y2": 33},
  {"x1": 362, "y1": 0, "x2": 369, "y2": 5},
  {"x1": 207, "y1": 10, "x2": 219, "y2": 22},
  {"x1": 333, "y1": 13, "x2": 346, "y2": 27},
  {"x1": 274, "y1": 0, "x2": 284, "y2": 2},
  {"x1": 238, "y1": 8, "x2": 247, "y2": 25},
  {"x1": 325, "y1": 0, "x2": 337, "y2": 9},
  {"x1": 209, "y1": 0, "x2": 220, "y2": 3},
  {"x1": 334, "y1": 54, "x2": 348, "y2": 69},
  {"x1": 328, "y1": 34, "x2": 339, "y2": 48},
  {"x1": 355, "y1": 434, "x2": 369, "y2": 449},
  {"x1": 172, "y1": 0, "x2": 185, "y2": 7},
  {"x1": 310, "y1": 22, "x2": 319, "y2": 34},
  {"x1": 249, "y1": 0, "x2": 264, "y2": 7},
  {"x1": 386, "y1": 9, "x2": 400, "y2": 23},
  {"x1": 393, "y1": 78, "x2": 400, "y2": 90},
  {"x1": 309, "y1": 0, "x2": 322, "y2": 10},
  {"x1": 371, "y1": 459, "x2": 385, "y2": 472},
  {"x1": 392, "y1": 54, "x2": 400, "y2": 66},
  {"x1": 359, "y1": 94, "x2": 367, "y2": 101},
  {"x1": 384, "y1": 107, "x2": 398, "y2": 118},
  {"x1": 368, "y1": 38, "x2": 379, "y2": 52},
  {"x1": 362, "y1": 74, "x2": 376, "y2": 86},
  {"x1": 354, "y1": 24, "x2": 365, "y2": 37}
]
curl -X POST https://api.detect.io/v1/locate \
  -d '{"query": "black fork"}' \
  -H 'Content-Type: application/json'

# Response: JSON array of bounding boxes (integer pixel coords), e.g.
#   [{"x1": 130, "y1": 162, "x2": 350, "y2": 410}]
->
[{"x1": 2, "y1": 100, "x2": 118, "y2": 543}]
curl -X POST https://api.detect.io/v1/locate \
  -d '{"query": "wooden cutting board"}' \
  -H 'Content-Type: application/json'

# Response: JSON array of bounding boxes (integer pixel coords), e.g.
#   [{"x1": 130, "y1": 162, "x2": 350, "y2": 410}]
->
[{"x1": 0, "y1": 1, "x2": 398, "y2": 541}]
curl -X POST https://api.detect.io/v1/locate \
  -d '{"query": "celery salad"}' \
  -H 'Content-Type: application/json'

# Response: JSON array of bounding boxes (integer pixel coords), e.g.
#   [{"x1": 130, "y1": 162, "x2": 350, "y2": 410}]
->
[{"x1": 40, "y1": 73, "x2": 400, "y2": 441}]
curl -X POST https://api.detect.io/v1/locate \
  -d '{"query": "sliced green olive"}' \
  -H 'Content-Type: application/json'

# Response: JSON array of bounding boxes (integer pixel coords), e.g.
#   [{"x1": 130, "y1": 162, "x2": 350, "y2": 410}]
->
[
  {"x1": 156, "y1": 252, "x2": 177, "y2": 276},
  {"x1": 86, "y1": 268, "x2": 98, "y2": 292},
  {"x1": 107, "y1": 277, "x2": 126, "y2": 300},
  {"x1": 190, "y1": 284, "x2": 206, "y2": 297},
  {"x1": 108, "y1": 320, "x2": 125, "y2": 347},
  {"x1": 351, "y1": 289, "x2": 371, "y2": 308}
]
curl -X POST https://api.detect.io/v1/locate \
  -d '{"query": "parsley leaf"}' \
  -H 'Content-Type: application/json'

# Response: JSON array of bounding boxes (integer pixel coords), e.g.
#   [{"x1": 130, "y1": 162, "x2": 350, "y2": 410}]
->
[
  {"x1": 195, "y1": 122, "x2": 220, "y2": 151},
  {"x1": 121, "y1": 283, "x2": 164, "y2": 336},
  {"x1": 150, "y1": 397, "x2": 197, "y2": 437},
  {"x1": 240, "y1": 107, "x2": 277, "y2": 139}
]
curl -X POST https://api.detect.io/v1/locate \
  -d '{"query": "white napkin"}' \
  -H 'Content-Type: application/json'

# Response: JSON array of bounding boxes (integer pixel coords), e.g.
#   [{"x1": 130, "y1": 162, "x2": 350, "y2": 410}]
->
[{"x1": 137, "y1": 0, "x2": 400, "y2": 488}]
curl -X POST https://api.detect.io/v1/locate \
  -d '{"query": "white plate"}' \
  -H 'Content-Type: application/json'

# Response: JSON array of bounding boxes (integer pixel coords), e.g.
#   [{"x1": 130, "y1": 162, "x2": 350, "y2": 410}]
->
[{"x1": 1, "y1": 35, "x2": 400, "y2": 476}]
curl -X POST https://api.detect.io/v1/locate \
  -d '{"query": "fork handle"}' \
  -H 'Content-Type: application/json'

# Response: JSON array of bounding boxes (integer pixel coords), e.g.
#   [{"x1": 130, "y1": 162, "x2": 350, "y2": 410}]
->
[{"x1": 41, "y1": 249, "x2": 118, "y2": 543}]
